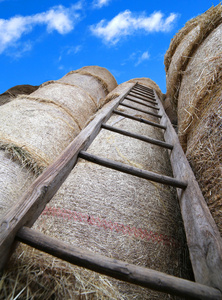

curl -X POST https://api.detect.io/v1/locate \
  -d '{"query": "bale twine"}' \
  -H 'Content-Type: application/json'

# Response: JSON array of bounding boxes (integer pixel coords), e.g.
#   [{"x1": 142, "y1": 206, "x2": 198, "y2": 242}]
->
[
  {"x1": 164, "y1": 4, "x2": 222, "y2": 110},
  {"x1": 0, "y1": 66, "x2": 116, "y2": 220},
  {"x1": 0, "y1": 84, "x2": 38, "y2": 106},
  {"x1": 2, "y1": 81, "x2": 192, "y2": 299},
  {"x1": 176, "y1": 22, "x2": 222, "y2": 234},
  {"x1": 59, "y1": 65, "x2": 118, "y2": 106}
]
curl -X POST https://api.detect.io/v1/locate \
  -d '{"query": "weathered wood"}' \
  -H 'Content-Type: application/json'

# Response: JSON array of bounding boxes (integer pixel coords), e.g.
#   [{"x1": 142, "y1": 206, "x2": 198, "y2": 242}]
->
[
  {"x1": 135, "y1": 84, "x2": 154, "y2": 93},
  {"x1": 154, "y1": 89, "x2": 222, "y2": 292},
  {"x1": 119, "y1": 102, "x2": 162, "y2": 118},
  {"x1": 101, "y1": 123, "x2": 173, "y2": 150},
  {"x1": 79, "y1": 151, "x2": 187, "y2": 189},
  {"x1": 130, "y1": 90, "x2": 156, "y2": 100},
  {"x1": 125, "y1": 96, "x2": 160, "y2": 110},
  {"x1": 128, "y1": 92, "x2": 157, "y2": 104},
  {"x1": 16, "y1": 226, "x2": 222, "y2": 300},
  {"x1": 132, "y1": 87, "x2": 154, "y2": 96},
  {"x1": 0, "y1": 84, "x2": 136, "y2": 271},
  {"x1": 113, "y1": 110, "x2": 166, "y2": 130}
]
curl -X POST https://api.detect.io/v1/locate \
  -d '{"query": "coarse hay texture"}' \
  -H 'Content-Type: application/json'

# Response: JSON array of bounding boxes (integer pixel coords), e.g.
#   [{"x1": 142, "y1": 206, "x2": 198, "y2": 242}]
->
[
  {"x1": 2, "y1": 92, "x2": 192, "y2": 299},
  {"x1": 0, "y1": 150, "x2": 36, "y2": 219},
  {"x1": 127, "y1": 78, "x2": 163, "y2": 100},
  {"x1": 185, "y1": 82, "x2": 222, "y2": 235},
  {"x1": 165, "y1": 4, "x2": 222, "y2": 110},
  {"x1": 0, "y1": 84, "x2": 39, "y2": 106},
  {"x1": 177, "y1": 23, "x2": 222, "y2": 150},
  {"x1": 69, "y1": 65, "x2": 118, "y2": 94},
  {"x1": 58, "y1": 73, "x2": 108, "y2": 106},
  {"x1": 164, "y1": 4, "x2": 222, "y2": 71},
  {"x1": 25, "y1": 82, "x2": 98, "y2": 129},
  {"x1": 0, "y1": 99, "x2": 80, "y2": 173}
]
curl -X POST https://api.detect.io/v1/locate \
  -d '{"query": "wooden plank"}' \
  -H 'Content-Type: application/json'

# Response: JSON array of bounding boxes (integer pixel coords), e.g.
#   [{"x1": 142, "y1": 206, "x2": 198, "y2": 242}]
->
[
  {"x1": 132, "y1": 87, "x2": 154, "y2": 96},
  {"x1": 16, "y1": 226, "x2": 222, "y2": 300},
  {"x1": 101, "y1": 123, "x2": 173, "y2": 150},
  {"x1": 130, "y1": 90, "x2": 155, "y2": 99},
  {"x1": 128, "y1": 92, "x2": 157, "y2": 104},
  {"x1": 79, "y1": 151, "x2": 187, "y2": 189},
  {"x1": 0, "y1": 84, "x2": 136, "y2": 271},
  {"x1": 153, "y1": 88, "x2": 222, "y2": 292},
  {"x1": 125, "y1": 96, "x2": 160, "y2": 110},
  {"x1": 113, "y1": 110, "x2": 166, "y2": 130},
  {"x1": 119, "y1": 102, "x2": 162, "y2": 118},
  {"x1": 135, "y1": 84, "x2": 154, "y2": 93}
]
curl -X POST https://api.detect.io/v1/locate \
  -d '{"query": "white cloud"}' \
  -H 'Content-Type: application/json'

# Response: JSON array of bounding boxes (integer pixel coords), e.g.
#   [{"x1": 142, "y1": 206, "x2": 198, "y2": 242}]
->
[
  {"x1": 0, "y1": 4, "x2": 82, "y2": 54},
  {"x1": 93, "y1": 0, "x2": 111, "y2": 9},
  {"x1": 90, "y1": 10, "x2": 178, "y2": 44},
  {"x1": 135, "y1": 51, "x2": 150, "y2": 66}
]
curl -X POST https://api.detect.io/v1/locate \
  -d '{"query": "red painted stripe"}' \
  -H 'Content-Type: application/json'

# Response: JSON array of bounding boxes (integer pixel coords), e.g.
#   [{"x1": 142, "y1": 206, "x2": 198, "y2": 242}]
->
[{"x1": 41, "y1": 207, "x2": 180, "y2": 248}]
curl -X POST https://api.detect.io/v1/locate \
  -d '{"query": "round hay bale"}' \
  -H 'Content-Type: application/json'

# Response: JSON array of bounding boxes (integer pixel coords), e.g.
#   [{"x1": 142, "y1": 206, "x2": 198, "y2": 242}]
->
[
  {"x1": 2, "y1": 82, "x2": 192, "y2": 299},
  {"x1": 0, "y1": 66, "x2": 117, "y2": 223},
  {"x1": 74, "y1": 65, "x2": 118, "y2": 93},
  {"x1": 0, "y1": 84, "x2": 39, "y2": 106},
  {"x1": 177, "y1": 23, "x2": 222, "y2": 150},
  {"x1": 59, "y1": 65, "x2": 118, "y2": 105},
  {"x1": 164, "y1": 4, "x2": 222, "y2": 110},
  {"x1": 181, "y1": 81, "x2": 222, "y2": 235}
]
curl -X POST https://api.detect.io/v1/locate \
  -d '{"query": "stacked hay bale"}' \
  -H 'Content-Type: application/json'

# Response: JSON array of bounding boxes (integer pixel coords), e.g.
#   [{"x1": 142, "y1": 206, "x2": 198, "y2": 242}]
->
[
  {"x1": 0, "y1": 84, "x2": 39, "y2": 106},
  {"x1": 164, "y1": 5, "x2": 222, "y2": 235},
  {"x1": 2, "y1": 80, "x2": 191, "y2": 299},
  {"x1": 0, "y1": 65, "x2": 117, "y2": 219}
]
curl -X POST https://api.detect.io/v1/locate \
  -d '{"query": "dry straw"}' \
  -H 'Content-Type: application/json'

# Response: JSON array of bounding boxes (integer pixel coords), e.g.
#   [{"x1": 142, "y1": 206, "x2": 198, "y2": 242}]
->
[
  {"x1": 2, "y1": 81, "x2": 192, "y2": 299},
  {"x1": 0, "y1": 84, "x2": 38, "y2": 106},
  {"x1": 0, "y1": 66, "x2": 116, "y2": 220},
  {"x1": 164, "y1": 4, "x2": 222, "y2": 110}
]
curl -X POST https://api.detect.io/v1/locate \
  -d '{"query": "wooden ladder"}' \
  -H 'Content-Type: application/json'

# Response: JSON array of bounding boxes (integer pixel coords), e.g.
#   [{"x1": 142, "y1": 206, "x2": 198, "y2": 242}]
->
[{"x1": 0, "y1": 83, "x2": 222, "y2": 299}]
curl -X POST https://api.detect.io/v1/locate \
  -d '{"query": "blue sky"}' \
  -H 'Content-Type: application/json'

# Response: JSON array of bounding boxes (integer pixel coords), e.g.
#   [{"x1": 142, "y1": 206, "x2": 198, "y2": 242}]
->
[{"x1": 0, "y1": 0, "x2": 220, "y2": 94}]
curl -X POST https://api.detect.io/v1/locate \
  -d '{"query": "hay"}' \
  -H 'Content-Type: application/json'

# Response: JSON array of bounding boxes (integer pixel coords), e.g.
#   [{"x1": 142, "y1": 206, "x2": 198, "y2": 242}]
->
[
  {"x1": 183, "y1": 82, "x2": 222, "y2": 235},
  {"x1": 61, "y1": 66, "x2": 118, "y2": 105},
  {"x1": 0, "y1": 66, "x2": 117, "y2": 228},
  {"x1": 165, "y1": 4, "x2": 222, "y2": 110},
  {"x1": 0, "y1": 84, "x2": 38, "y2": 106},
  {"x1": 2, "y1": 82, "x2": 192, "y2": 299},
  {"x1": 177, "y1": 23, "x2": 222, "y2": 150},
  {"x1": 0, "y1": 150, "x2": 35, "y2": 219},
  {"x1": 70, "y1": 65, "x2": 118, "y2": 94}
]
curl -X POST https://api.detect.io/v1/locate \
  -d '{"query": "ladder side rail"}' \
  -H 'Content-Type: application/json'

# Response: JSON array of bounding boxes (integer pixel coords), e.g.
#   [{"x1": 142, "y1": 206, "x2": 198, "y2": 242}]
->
[
  {"x1": 0, "y1": 83, "x2": 136, "y2": 271},
  {"x1": 153, "y1": 89, "x2": 222, "y2": 292},
  {"x1": 16, "y1": 226, "x2": 222, "y2": 300}
]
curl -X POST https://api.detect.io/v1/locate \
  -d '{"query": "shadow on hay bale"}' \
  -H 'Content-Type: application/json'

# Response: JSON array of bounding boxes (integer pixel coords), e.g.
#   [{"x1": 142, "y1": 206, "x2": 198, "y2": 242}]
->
[
  {"x1": 1, "y1": 81, "x2": 192, "y2": 299},
  {"x1": 0, "y1": 84, "x2": 39, "y2": 106},
  {"x1": 164, "y1": 4, "x2": 222, "y2": 236}
]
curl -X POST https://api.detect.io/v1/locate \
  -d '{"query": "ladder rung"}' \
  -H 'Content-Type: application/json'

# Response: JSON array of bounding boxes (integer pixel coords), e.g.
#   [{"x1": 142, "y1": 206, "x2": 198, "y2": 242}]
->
[
  {"x1": 130, "y1": 90, "x2": 156, "y2": 100},
  {"x1": 135, "y1": 84, "x2": 153, "y2": 93},
  {"x1": 79, "y1": 151, "x2": 187, "y2": 189},
  {"x1": 119, "y1": 103, "x2": 162, "y2": 118},
  {"x1": 133, "y1": 87, "x2": 154, "y2": 97},
  {"x1": 101, "y1": 124, "x2": 173, "y2": 150},
  {"x1": 128, "y1": 92, "x2": 157, "y2": 105},
  {"x1": 16, "y1": 226, "x2": 222, "y2": 300},
  {"x1": 113, "y1": 110, "x2": 166, "y2": 130},
  {"x1": 125, "y1": 96, "x2": 160, "y2": 111}
]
